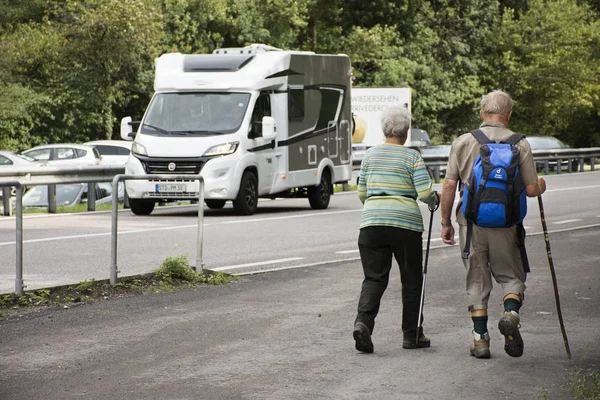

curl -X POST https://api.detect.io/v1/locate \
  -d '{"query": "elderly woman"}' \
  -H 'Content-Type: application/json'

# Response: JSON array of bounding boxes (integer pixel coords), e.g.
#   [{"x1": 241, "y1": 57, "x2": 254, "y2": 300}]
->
[{"x1": 353, "y1": 105, "x2": 439, "y2": 354}]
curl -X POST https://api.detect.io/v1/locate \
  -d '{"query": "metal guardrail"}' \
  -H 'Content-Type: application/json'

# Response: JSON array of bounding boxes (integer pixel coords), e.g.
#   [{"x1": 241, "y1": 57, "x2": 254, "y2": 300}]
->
[
  {"x1": 0, "y1": 167, "x2": 206, "y2": 294},
  {"x1": 420, "y1": 147, "x2": 600, "y2": 183},
  {"x1": 0, "y1": 165, "x2": 125, "y2": 215}
]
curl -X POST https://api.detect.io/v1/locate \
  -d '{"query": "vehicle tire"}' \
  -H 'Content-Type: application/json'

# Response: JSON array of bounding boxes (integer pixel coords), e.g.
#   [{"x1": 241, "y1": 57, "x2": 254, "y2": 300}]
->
[
  {"x1": 233, "y1": 172, "x2": 258, "y2": 215},
  {"x1": 205, "y1": 199, "x2": 226, "y2": 209},
  {"x1": 129, "y1": 198, "x2": 155, "y2": 215},
  {"x1": 308, "y1": 169, "x2": 331, "y2": 210}
]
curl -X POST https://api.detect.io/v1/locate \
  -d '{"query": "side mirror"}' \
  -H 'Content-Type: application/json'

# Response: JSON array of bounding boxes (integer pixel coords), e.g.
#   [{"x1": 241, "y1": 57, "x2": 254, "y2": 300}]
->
[
  {"x1": 120, "y1": 117, "x2": 135, "y2": 141},
  {"x1": 262, "y1": 116, "x2": 277, "y2": 140}
]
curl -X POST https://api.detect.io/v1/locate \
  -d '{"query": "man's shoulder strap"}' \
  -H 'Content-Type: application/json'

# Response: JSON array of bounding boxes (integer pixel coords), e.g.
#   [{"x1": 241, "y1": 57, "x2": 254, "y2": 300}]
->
[
  {"x1": 471, "y1": 129, "x2": 492, "y2": 144},
  {"x1": 503, "y1": 133, "x2": 525, "y2": 146}
]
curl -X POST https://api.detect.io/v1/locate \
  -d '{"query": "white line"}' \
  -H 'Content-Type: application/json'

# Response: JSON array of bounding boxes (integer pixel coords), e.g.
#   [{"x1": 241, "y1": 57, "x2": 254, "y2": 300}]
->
[
  {"x1": 210, "y1": 257, "x2": 305, "y2": 271},
  {"x1": 335, "y1": 250, "x2": 359, "y2": 254},
  {"x1": 546, "y1": 184, "x2": 600, "y2": 193},
  {"x1": 553, "y1": 219, "x2": 582, "y2": 225},
  {"x1": 0, "y1": 224, "x2": 199, "y2": 247},
  {"x1": 234, "y1": 257, "x2": 361, "y2": 276},
  {"x1": 222, "y1": 209, "x2": 360, "y2": 224}
]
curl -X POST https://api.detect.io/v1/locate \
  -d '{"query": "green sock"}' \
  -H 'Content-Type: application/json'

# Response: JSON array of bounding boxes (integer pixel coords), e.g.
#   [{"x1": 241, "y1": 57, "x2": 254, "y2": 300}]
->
[
  {"x1": 504, "y1": 298, "x2": 522, "y2": 313},
  {"x1": 472, "y1": 316, "x2": 488, "y2": 334}
]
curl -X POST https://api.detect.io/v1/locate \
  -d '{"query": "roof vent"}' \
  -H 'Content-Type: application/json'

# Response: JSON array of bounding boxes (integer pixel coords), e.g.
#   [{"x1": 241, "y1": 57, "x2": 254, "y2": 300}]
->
[{"x1": 213, "y1": 44, "x2": 283, "y2": 55}]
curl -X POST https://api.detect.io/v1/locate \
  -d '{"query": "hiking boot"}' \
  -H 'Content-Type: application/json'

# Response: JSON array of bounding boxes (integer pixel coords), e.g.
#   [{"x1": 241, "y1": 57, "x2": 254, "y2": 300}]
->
[
  {"x1": 470, "y1": 331, "x2": 491, "y2": 359},
  {"x1": 402, "y1": 327, "x2": 431, "y2": 349},
  {"x1": 498, "y1": 311, "x2": 524, "y2": 357},
  {"x1": 353, "y1": 322, "x2": 374, "y2": 353}
]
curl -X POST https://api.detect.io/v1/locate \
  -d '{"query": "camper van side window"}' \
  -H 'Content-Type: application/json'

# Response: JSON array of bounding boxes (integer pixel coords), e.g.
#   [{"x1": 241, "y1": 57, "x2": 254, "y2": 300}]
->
[
  {"x1": 288, "y1": 89, "x2": 304, "y2": 121},
  {"x1": 250, "y1": 93, "x2": 272, "y2": 138}
]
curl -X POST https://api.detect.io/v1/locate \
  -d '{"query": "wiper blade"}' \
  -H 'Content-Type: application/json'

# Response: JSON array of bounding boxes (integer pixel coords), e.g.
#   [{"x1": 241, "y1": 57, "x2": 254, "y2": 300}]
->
[
  {"x1": 171, "y1": 130, "x2": 223, "y2": 136},
  {"x1": 142, "y1": 123, "x2": 171, "y2": 134}
]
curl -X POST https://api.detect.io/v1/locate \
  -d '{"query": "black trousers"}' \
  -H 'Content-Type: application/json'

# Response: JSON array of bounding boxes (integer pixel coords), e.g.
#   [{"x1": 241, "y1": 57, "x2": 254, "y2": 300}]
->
[{"x1": 355, "y1": 226, "x2": 424, "y2": 335}]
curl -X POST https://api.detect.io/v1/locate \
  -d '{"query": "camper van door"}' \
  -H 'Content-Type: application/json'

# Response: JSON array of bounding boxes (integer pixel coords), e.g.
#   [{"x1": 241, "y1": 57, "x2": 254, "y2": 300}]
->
[{"x1": 250, "y1": 92, "x2": 278, "y2": 192}]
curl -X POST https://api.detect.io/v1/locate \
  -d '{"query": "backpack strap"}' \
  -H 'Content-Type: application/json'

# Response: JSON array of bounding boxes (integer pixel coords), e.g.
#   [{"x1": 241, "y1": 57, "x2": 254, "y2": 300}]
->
[
  {"x1": 461, "y1": 221, "x2": 473, "y2": 260},
  {"x1": 471, "y1": 129, "x2": 492, "y2": 144},
  {"x1": 516, "y1": 223, "x2": 531, "y2": 274},
  {"x1": 503, "y1": 133, "x2": 525, "y2": 146}
]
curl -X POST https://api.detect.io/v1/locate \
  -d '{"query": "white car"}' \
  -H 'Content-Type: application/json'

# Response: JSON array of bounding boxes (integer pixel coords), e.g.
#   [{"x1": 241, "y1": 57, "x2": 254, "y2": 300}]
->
[
  {"x1": 22, "y1": 144, "x2": 102, "y2": 166},
  {"x1": 0, "y1": 150, "x2": 44, "y2": 167},
  {"x1": 84, "y1": 140, "x2": 132, "y2": 166}
]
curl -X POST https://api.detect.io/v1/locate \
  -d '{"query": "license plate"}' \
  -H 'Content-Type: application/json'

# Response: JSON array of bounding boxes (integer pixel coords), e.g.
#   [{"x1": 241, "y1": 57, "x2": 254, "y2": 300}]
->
[{"x1": 155, "y1": 184, "x2": 186, "y2": 193}]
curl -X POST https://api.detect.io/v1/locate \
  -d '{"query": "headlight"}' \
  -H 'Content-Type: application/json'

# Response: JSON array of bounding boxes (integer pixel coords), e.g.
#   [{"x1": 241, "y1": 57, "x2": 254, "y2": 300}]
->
[
  {"x1": 203, "y1": 142, "x2": 239, "y2": 157},
  {"x1": 132, "y1": 142, "x2": 148, "y2": 156}
]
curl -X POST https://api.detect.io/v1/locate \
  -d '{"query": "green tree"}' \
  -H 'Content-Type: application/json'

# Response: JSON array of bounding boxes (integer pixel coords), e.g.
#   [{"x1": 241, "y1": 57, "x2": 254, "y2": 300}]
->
[{"x1": 493, "y1": 0, "x2": 600, "y2": 146}]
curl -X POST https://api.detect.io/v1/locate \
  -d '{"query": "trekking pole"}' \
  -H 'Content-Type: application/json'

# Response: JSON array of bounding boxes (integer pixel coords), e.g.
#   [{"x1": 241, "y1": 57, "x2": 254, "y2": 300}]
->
[
  {"x1": 538, "y1": 195, "x2": 572, "y2": 360},
  {"x1": 417, "y1": 199, "x2": 439, "y2": 345}
]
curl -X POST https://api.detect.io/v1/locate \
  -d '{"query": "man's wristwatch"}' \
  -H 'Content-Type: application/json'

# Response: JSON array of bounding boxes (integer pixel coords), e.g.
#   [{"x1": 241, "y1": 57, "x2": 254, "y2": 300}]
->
[{"x1": 441, "y1": 220, "x2": 452, "y2": 227}]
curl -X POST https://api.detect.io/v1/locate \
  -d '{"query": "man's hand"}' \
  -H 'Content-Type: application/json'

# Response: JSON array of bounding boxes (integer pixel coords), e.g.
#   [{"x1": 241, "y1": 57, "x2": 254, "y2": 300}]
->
[
  {"x1": 441, "y1": 225, "x2": 456, "y2": 245},
  {"x1": 538, "y1": 177, "x2": 546, "y2": 195}
]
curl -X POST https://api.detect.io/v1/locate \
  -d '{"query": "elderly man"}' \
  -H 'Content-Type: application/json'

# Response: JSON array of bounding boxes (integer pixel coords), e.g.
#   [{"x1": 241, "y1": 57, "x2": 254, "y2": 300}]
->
[{"x1": 440, "y1": 90, "x2": 546, "y2": 358}]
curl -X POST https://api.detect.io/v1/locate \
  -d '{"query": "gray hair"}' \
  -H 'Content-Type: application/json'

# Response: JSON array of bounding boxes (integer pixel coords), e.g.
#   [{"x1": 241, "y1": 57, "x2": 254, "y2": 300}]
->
[
  {"x1": 381, "y1": 105, "x2": 411, "y2": 139},
  {"x1": 480, "y1": 90, "x2": 513, "y2": 117}
]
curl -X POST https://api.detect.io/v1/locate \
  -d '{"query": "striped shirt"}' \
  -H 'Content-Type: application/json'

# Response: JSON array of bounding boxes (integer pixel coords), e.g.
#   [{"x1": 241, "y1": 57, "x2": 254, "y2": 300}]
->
[{"x1": 358, "y1": 143, "x2": 438, "y2": 232}]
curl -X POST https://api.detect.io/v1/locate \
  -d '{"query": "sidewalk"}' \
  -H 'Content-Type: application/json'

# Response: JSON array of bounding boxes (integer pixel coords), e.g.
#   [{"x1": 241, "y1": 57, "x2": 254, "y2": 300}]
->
[{"x1": 1, "y1": 229, "x2": 598, "y2": 400}]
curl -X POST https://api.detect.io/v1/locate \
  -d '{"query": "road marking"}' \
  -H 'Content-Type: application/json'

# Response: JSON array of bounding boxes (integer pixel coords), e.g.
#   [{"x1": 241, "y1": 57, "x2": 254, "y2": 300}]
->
[
  {"x1": 221, "y1": 209, "x2": 360, "y2": 224},
  {"x1": 210, "y1": 257, "x2": 305, "y2": 271},
  {"x1": 336, "y1": 250, "x2": 359, "y2": 254},
  {"x1": 546, "y1": 184, "x2": 600, "y2": 193},
  {"x1": 553, "y1": 219, "x2": 582, "y2": 225},
  {"x1": 235, "y1": 257, "x2": 361, "y2": 276}
]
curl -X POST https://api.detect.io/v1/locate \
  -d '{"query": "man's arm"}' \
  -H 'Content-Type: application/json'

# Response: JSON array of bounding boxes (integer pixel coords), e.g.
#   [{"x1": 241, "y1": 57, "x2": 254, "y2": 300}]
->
[{"x1": 440, "y1": 178, "x2": 458, "y2": 245}]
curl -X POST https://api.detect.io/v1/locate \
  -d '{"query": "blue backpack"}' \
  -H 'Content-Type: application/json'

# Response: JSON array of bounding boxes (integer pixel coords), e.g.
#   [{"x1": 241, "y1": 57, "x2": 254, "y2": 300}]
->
[{"x1": 461, "y1": 129, "x2": 530, "y2": 272}]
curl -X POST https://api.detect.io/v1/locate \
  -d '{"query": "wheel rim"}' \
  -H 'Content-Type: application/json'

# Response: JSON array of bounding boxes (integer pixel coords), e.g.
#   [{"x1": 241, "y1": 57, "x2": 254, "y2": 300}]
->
[
  {"x1": 244, "y1": 179, "x2": 257, "y2": 208},
  {"x1": 319, "y1": 175, "x2": 329, "y2": 202}
]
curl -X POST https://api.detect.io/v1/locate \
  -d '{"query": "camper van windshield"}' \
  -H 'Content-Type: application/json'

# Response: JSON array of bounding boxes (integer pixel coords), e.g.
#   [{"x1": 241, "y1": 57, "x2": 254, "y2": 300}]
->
[{"x1": 142, "y1": 92, "x2": 251, "y2": 136}]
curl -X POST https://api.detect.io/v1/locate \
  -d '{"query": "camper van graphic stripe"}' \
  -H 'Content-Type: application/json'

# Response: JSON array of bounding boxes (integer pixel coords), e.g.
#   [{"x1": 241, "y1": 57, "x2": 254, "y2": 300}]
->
[{"x1": 357, "y1": 144, "x2": 437, "y2": 232}]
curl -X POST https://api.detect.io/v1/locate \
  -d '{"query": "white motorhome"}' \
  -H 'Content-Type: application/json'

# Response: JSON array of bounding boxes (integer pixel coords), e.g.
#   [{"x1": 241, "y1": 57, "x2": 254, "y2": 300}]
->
[{"x1": 120, "y1": 44, "x2": 353, "y2": 215}]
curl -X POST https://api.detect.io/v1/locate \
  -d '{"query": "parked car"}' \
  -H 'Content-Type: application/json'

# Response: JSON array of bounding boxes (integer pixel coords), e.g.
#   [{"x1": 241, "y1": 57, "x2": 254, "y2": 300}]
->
[
  {"x1": 408, "y1": 128, "x2": 432, "y2": 148},
  {"x1": 84, "y1": 140, "x2": 132, "y2": 166},
  {"x1": 0, "y1": 151, "x2": 44, "y2": 199},
  {"x1": 0, "y1": 150, "x2": 44, "y2": 167},
  {"x1": 21, "y1": 182, "x2": 123, "y2": 208},
  {"x1": 526, "y1": 136, "x2": 578, "y2": 172},
  {"x1": 416, "y1": 145, "x2": 451, "y2": 178},
  {"x1": 22, "y1": 144, "x2": 102, "y2": 167}
]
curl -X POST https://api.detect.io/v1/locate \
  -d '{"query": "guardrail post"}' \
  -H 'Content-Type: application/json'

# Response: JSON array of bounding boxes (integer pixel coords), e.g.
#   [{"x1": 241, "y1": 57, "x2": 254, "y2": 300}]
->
[
  {"x1": 579, "y1": 157, "x2": 585, "y2": 172},
  {"x1": 15, "y1": 185, "x2": 24, "y2": 295},
  {"x1": 196, "y1": 178, "x2": 205, "y2": 274},
  {"x1": 2, "y1": 187, "x2": 11, "y2": 216},
  {"x1": 591, "y1": 157, "x2": 596, "y2": 171},
  {"x1": 87, "y1": 182, "x2": 96, "y2": 212},
  {"x1": 48, "y1": 184, "x2": 57, "y2": 213}
]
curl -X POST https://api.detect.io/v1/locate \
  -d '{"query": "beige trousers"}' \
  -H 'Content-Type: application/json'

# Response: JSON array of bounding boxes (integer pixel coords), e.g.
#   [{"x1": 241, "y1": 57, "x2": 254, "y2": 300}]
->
[{"x1": 459, "y1": 223, "x2": 526, "y2": 311}]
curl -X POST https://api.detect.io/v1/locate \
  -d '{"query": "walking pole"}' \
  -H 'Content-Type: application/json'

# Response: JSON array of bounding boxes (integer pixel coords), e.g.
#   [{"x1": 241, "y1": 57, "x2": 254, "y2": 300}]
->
[
  {"x1": 538, "y1": 195, "x2": 572, "y2": 360},
  {"x1": 416, "y1": 200, "x2": 439, "y2": 345}
]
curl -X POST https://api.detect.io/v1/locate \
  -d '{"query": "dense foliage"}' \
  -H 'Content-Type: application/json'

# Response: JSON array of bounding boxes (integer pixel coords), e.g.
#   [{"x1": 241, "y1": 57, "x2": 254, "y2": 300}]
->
[{"x1": 1, "y1": 0, "x2": 599, "y2": 150}]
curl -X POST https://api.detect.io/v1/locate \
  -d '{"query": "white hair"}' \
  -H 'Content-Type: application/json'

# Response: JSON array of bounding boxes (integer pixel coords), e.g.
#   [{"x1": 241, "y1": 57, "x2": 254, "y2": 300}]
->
[{"x1": 380, "y1": 105, "x2": 411, "y2": 139}]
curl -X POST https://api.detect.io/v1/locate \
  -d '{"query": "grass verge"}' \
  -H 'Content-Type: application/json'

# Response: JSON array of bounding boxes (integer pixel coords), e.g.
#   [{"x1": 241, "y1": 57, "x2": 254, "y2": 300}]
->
[
  {"x1": 536, "y1": 367, "x2": 600, "y2": 399},
  {"x1": 0, "y1": 255, "x2": 236, "y2": 320}
]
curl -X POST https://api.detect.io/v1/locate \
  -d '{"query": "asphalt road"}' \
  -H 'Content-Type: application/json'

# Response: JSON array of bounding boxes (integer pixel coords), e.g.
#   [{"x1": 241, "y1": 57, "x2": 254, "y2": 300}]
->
[
  {"x1": 1, "y1": 172, "x2": 599, "y2": 399},
  {"x1": 1, "y1": 224, "x2": 598, "y2": 399},
  {"x1": 1, "y1": 172, "x2": 599, "y2": 294}
]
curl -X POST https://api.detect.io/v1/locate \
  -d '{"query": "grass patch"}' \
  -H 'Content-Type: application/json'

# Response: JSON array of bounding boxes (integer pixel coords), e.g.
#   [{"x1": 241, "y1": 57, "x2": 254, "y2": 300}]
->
[
  {"x1": 22, "y1": 203, "x2": 123, "y2": 214},
  {"x1": 0, "y1": 255, "x2": 235, "y2": 320},
  {"x1": 536, "y1": 367, "x2": 600, "y2": 399},
  {"x1": 334, "y1": 183, "x2": 357, "y2": 192}
]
